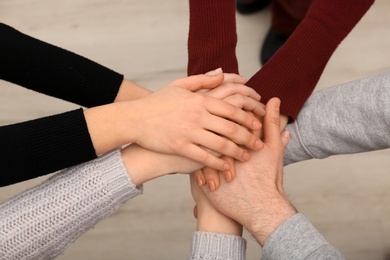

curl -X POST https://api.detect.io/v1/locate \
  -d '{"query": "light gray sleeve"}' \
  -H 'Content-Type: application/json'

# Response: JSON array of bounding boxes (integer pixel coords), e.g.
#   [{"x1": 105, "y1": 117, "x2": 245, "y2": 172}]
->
[
  {"x1": 189, "y1": 231, "x2": 246, "y2": 260},
  {"x1": 262, "y1": 213, "x2": 344, "y2": 260},
  {"x1": 284, "y1": 72, "x2": 390, "y2": 165},
  {"x1": 0, "y1": 149, "x2": 142, "y2": 260}
]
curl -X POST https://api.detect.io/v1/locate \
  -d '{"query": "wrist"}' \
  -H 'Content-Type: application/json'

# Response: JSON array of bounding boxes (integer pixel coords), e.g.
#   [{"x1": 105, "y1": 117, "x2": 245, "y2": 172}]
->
[
  {"x1": 246, "y1": 196, "x2": 297, "y2": 246},
  {"x1": 114, "y1": 79, "x2": 152, "y2": 102},
  {"x1": 84, "y1": 102, "x2": 134, "y2": 155},
  {"x1": 120, "y1": 144, "x2": 171, "y2": 185},
  {"x1": 197, "y1": 204, "x2": 243, "y2": 236}
]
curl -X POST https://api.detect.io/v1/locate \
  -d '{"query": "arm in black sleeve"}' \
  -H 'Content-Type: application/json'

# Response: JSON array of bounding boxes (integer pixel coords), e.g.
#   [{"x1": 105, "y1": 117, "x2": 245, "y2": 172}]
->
[
  {"x1": 0, "y1": 109, "x2": 97, "y2": 186},
  {"x1": 0, "y1": 23, "x2": 123, "y2": 107}
]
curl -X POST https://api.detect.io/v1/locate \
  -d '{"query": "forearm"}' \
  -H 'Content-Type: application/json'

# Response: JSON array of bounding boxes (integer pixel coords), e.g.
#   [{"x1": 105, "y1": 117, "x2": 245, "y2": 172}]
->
[
  {"x1": 0, "y1": 109, "x2": 96, "y2": 186},
  {"x1": 247, "y1": 0, "x2": 374, "y2": 120},
  {"x1": 0, "y1": 23, "x2": 123, "y2": 107},
  {"x1": 262, "y1": 213, "x2": 344, "y2": 260},
  {"x1": 0, "y1": 149, "x2": 142, "y2": 260},
  {"x1": 284, "y1": 72, "x2": 390, "y2": 166}
]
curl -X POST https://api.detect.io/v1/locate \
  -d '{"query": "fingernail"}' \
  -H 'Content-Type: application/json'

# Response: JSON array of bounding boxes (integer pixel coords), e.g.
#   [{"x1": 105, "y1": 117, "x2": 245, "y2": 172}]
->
[
  {"x1": 196, "y1": 176, "x2": 203, "y2": 186},
  {"x1": 242, "y1": 151, "x2": 250, "y2": 161},
  {"x1": 208, "y1": 181, "x2": 216, "y2": 192},
  {"x1": 213, "y1": 68, "x2": 223, "y2": 74},
  {"x1": 255, "y1": 139, "x2": 263, "y2": 149},
  {"x1": 225, "y1": 171, "x2": 232, "y2": 182},
  {"x1": 283, "y1": 130, "x2": 290, "y2": 138}
]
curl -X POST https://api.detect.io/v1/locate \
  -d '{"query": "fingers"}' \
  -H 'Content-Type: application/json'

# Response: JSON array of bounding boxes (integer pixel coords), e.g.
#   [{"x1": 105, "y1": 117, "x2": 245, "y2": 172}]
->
[
  {"x1": 203, "y1": 167, "x2": 220, "y2": 192},
  {"x1": 205, "y1": 82, "x2": 260, "y2": 101},
  {"x1": 206, "y1": 97, "x2": 262, "y2": 132},
  {"x1": 193, "y1": 129, "x2": 251, "y2": 162},
  {"x1": 205, "y1": 69, "x2": 247, "y2": 85},
  {"x1": 222, "y1": 73, "x2": 248, "y2": 84},
  {"x1": 203, "y1": 115, "x2": 263, "y2": 153},
  {"x1": 223, "y1": 94, "x2": 265, "y2": 117},
  {"x1": 222, "y1": 156, "x2": 236, "y2": 183},
  {"x1": 194, "y1": 169, "x2": 206, "y2": 187},
  {"x1": 173, "y1": 69, "x2": 225, "y2": 92},
  {"x1": 263, "y1": 98, "x2": 283, "y2": 146},
  {"x1": 181, "y1": 144, "x2": 230, "y2": 172}
]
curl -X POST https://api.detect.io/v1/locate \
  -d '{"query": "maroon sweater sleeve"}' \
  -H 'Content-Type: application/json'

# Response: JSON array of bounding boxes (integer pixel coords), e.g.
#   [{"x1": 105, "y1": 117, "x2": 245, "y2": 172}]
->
[{"x1": 247, "y1": 0, "x2": 375, "y2": 120}]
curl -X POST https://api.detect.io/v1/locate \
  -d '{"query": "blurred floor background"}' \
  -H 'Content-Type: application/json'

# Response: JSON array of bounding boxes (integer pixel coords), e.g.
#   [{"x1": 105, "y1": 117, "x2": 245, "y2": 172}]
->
[{"x1": 1, "y1": 0, "x2": 390, "y2": 259}]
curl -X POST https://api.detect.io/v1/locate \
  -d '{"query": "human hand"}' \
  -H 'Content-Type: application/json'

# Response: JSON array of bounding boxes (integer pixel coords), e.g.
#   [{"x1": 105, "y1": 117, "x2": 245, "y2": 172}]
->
[
  {"x1": 200, "y1": 98, "x2": 297, "y2": 245},
  {"x1": 129, "y1": 68, "x2": 263, "y2": 172},
  {"x1": 120, "y1": 143, "x2": 204, "y2": 186},
  {"x1": 190, "y1": 174, "x2": 242, "y2": 235},
  {"x1": 193, "y1": 75, "x2": 265, "y2": 190}
]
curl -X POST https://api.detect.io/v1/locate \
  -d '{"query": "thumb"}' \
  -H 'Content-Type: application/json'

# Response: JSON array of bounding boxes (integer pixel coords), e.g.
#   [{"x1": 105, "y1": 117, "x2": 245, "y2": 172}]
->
[{"x1": 174, "y1": 68, "x2": 224, "y2": 92}]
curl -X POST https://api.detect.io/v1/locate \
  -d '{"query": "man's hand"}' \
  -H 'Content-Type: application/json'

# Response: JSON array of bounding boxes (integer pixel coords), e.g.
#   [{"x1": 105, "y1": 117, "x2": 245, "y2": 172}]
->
[{"x1": 200, "y1": 98, "x2": 297, "y2": 245}]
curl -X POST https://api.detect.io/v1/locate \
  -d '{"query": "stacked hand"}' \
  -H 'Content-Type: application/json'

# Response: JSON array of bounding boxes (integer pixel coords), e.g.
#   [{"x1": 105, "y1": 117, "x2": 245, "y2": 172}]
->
[
  {"x1": 190, "y1": 98, "x2": 297, "y2": 245},
  {"x1": 85, "y1": 68, "x2": 265, "y2": 172}
]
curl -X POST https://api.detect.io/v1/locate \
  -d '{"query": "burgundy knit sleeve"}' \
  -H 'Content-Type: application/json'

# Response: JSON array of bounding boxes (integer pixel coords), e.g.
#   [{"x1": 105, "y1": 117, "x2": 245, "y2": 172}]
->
[
  {"x1": 187, "y1": 0, "x2": 239, "y2": 75},
  {"x1": 0, "y1": 109, "x2": 97, "y2": 187},
  {"x1": 247, "y1": 0, "x2": 375, "y2": 120},
  {"x1": 0, "y1": 23, "x2": 123, "y2": 108}
]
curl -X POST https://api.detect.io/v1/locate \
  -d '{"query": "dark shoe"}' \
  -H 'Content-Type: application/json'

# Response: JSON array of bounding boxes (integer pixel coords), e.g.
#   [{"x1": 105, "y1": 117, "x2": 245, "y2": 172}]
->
[
  {"x1": 236, "y1": 0, "x2": 271, "y2": 14},
  {"x1": 260, "y1": 27, "x2": 289, "y2": 65}
]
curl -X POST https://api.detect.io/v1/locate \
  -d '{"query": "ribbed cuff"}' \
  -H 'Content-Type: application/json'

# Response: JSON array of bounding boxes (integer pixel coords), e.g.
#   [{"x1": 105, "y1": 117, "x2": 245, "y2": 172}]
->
[{"x1": 189, "y1": 231, "x2": 246, "y2": 260}]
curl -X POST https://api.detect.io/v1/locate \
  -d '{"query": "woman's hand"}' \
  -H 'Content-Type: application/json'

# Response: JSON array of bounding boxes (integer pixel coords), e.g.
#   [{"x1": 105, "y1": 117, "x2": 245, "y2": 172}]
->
[{"x1": 127, "y1": 69, "x2": 264, "y2": 171}]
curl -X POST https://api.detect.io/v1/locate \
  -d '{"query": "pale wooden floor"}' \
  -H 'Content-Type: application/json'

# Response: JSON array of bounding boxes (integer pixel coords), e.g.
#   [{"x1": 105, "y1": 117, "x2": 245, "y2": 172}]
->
[{"x1": 1, "y1": 0, "x2": 390, "y2": 259}]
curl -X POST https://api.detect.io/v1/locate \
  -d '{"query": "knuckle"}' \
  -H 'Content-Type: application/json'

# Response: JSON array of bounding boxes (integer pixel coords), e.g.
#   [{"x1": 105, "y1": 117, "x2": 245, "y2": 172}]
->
[
  {"x1": 215, "y1": 137, "x2": 228, "y2": 150},
  {"x1": 225, "y1": 122, "x2": 239, "y2": 135}
]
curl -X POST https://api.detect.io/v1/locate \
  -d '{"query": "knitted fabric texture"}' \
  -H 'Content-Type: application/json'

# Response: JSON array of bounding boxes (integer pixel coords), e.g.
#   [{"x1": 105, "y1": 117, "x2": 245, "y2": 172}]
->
[
  {"x1": 0, "y1": 23, "x2": 123, "y2": 108},
  {"x1": 186, "y1": 0, "x2": 373, "y2": 120},
  {"x1": 187, "y1": 0, "x2": 238, "y2": 75},
  {"x1": 0, "y1": 149, "x2": 142, "y2": 260},
  {"x1": 189, "y1": 231, "x2": 246, "y2": 260},
  {"x1": 247, "y1": 0, "x2": 374, "y2": 120},
  {"x1": 284, "y1": 72, "x2": 390, "y2": 165},
  {"x1": 0, "y1": 108, "x2": 96, "y2": 187}
]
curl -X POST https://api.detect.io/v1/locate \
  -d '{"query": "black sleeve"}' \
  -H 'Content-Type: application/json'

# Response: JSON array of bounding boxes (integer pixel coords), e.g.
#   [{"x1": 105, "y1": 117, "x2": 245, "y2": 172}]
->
[
  {"x1": 0, "y1": 23, "x2": 124, "y2": 108},
  {"x1": 0, "y1": 109, "x2": 97, "y2": 186}
]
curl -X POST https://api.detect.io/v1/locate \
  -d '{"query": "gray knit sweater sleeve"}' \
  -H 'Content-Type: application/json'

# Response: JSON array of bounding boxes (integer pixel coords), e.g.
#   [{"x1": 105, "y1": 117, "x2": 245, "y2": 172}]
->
[
  {"x1": 0, "y1": 149, "x2": 142, "y2": 260},
  {"x1": 284, "y1": 72, "x2": 390, "y2": 165},
  {"x1": 262, "y1": 213, "x2": 344, "y2": 260},
  {"x1": 189, "y1": 231, "x2": 246, "y2": 260}
]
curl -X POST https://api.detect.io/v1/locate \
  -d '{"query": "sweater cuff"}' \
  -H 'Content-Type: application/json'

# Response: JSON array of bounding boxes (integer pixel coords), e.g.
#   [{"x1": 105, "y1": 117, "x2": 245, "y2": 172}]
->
[
  {"x1": 262, "y1": 213, "x2": 329, "y2": 259},
  {"x1": 189, "y1": 231, "x2": 246, "y2": 260},
  {"x1": 92, "y1": 148, "x2": 143, "y2": 200}
]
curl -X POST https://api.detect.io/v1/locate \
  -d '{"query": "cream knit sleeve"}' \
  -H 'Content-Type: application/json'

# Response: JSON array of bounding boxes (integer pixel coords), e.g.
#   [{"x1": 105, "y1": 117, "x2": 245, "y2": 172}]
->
[{"x1": 0, "y1": 149, "x2": 142, "y2": 260}]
